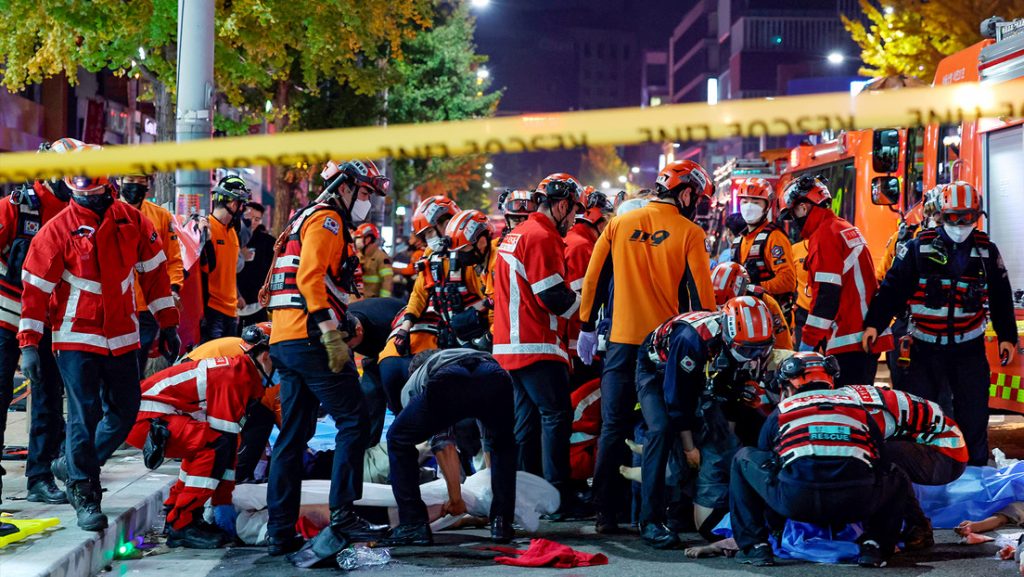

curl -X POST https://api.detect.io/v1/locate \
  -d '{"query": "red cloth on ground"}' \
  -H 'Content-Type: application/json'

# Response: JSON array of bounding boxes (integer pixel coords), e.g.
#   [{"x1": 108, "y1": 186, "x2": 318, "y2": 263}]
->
[{"x1": 486, "y1": 538, "x2": 609, "y2": 568}]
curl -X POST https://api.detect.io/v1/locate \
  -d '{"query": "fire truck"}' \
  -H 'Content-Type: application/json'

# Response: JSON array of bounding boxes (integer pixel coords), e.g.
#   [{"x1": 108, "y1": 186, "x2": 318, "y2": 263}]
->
[{"x1": 706, "y1": 157, "x2": 783, "y2": 259}]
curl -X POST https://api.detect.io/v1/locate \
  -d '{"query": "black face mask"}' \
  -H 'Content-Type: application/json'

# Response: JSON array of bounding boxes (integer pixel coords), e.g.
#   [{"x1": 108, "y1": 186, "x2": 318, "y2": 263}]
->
[
  {"x1": 120, "y1": 183, "x2": 149, "y2": 205},
  {"x1": 73, "y1": 191, "x2": 114, "y2": 215},
  {"x1": 458, "y1": 248, "x2": 484, "y2": 267},
  {"x1": 242, "y1": 217, "x2": 253, "y2": 229},
  {"x1": 50, "y1": 179, "x2": 73, "y2": 202}
]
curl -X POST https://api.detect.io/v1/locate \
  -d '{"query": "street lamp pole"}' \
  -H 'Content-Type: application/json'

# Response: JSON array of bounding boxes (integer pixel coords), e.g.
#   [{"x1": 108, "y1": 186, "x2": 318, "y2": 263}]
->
[{"x1": 174, "y1": 0, "x2": 215, "y2": 215}]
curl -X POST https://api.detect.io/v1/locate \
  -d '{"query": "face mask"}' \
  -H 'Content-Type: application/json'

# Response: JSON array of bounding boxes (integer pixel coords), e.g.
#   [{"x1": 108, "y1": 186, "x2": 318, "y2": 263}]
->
[
  {"x1": 73, "y1": 191, "x2": 114, "y2": 214},
  {"x1": 242, "y1": 217, "x2": 252, "y2": 229},
  {"x1": 458, "y1": 248, "x2": 483, "y2": 267},
  {"x1": 740, "y1": 202, "x2": 765, "y2": 224},
  {"x1": 677, "y1": 192, "x2": 697, "y2": 220},
  {"x1": 350, "y1": 198, "x2": 372, "y2": 222},
  {"x1": 427, "y1": 235, "x2": 446, "y2": 252},
  {"x1": 50, "y1": 179, "x2": 73, "y2": 202},
  {"x1": 943, "y1": 222, "x2": 975, "y2": 244},
  {"x1": 120, "y1": 183, "x2": 148, "y2": 205}
]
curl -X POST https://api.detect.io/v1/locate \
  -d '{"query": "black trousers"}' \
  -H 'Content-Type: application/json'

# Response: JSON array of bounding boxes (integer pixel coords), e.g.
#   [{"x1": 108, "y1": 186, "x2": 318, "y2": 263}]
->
[
  {"x1": 902, "y1": 338, "x2": 990, "y2": 466},
  {"x1": 729, "y1": 447, "x2": 909, "y2": 554},
  {"x1": 832, "y1": 351, "x2": 879, "y2": 387},
  {"x1": 510, "y1": 361, "x2": 572, "y2": 492},
  {"x1": 360, "y1": 358, "x2": 387, "y2": 448},
  {"x1": 387, "y1": 370, "x2": 516, "y2": 525},
  {"x1": 884, "y1": 440, "x2": 967, "y2": 526},
  {"x1": 236, "y1": 402, "x2": 276, "y2": 483},
  {"x1": 592, "y1": 342, "x2": 640, "y2": 520}
]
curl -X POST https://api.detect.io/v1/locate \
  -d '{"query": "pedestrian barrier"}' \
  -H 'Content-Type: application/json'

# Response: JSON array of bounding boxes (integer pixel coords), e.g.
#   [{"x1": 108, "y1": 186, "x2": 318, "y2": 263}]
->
[{"x1": 0, "y1": 80, "x2": 1022, "y2": 182}]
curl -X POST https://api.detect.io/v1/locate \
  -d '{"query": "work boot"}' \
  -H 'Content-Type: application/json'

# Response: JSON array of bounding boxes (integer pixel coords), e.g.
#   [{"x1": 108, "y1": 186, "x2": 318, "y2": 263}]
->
[
  {"x1": 902, "y1": 519, "x2": 935, "y2": 551},
  {"x1": 51, "y1": 456, "x2": 68, "y2": 484},
  {"x1": 67, "y1": 481, "x2": 108, "y2": 532},
  {"x1": 857, "y1": 540, "x2": 887, "y2": 568},
  {"x1": 736, "y1": 543, "x2": 775, "y2": 566},
  {"x1": 288, "y1": 527, "x2": 349, "y2": 568},
  {"x1": 27, "y1": 477, "x2": 69, "y2": 504},
  {"x1": 381, "y1": 523, "x2": 433, "y2": 547},
  {"x1": 546, "y1": 492, "x2": 593, "y2": 521},
  {"x1": 595, "y1": 513, "x2": 622, "y2": 535},
  {"x1": 491, "y1": 516, "x2": 515, "y2": 544},
  {"x1": 166, "y1": 520, "x2": 227, "y2": 549},
  {"x1": 329, "y1": 508, "x2": 388, "y2": 542},
  {"x1": 640, "y1": 522, "x2": 681, "y2": 550},
  {"x1": 267, "y1": 534, "x2": 305, "y2": 557}
]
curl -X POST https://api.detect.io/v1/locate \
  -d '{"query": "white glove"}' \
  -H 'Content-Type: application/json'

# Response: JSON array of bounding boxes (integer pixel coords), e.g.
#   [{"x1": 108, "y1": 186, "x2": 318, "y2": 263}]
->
[{"x1": 576, "y1": 330, "x2": 598, "y2": 366}]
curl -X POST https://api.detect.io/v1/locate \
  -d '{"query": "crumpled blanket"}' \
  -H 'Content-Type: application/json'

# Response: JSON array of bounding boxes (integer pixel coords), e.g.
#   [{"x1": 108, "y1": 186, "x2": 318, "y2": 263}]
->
[{"x1": 484, "y1": 539, "x2": 609, "y2": 568}]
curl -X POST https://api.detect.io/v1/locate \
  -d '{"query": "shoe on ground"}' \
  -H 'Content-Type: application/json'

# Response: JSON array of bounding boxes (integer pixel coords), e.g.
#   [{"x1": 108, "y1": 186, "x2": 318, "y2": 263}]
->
[
  {"x1": 641, "y1": 522, "x2": 682, "y2": 550},
  {"x1": 736, "y1": 543, "x2": 775, "y2": 566},
  {"x1": 858, "y1": 540, "x2": 887, "y2": 568},
  {"x1": 166, "y1": 522, "x2": 227, "y2": 549},
  {"x1": 382, "y1": 523, "x2": 433, "y2": 547},
  {"x1": 51, "y1": 456, "x2": 68, "y2": 484},
  {"x1": 330, "y1": 509, "x2": 388, "y2": 542},
  {"x1": 27, "y1": 478, "x2": 69, "y2": 504},
  {"x1": 595, "y1": 513, "x2": 622, "y2": 535},
  {"x1": 545, "y1": 493, "x2": 594, "y2": 522},
  {"x1": 901, "y1": 521, "x2": 934, "y2": 551},
  {"x1": 267, "y1": 534, "x2": 305, "y2": 556},
  {"x1": 67, "y1": 481, "x2": 107, "y2": 532},
  {"x1": 491, "y1": 516, "x2": 515, "y2": 544}
]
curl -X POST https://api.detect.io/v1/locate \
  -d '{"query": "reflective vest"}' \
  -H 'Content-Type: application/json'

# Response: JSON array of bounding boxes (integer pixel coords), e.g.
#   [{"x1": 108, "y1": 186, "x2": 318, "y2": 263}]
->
[
  {"x1": 908, "y1": 229, "x2": 990, "y2": 345},
  {"x1": 422, "y1": 251, "x2": 485, "y2": 347},
  {"x1": 731, "y1": 222, "x2": 779, "y2": 285},
  {"x1": 0, "y1": 193, "x2": 42, "y2": 331},
  {"x1": 266, "y1": 203, "x2": 359, "y2": 325},
  {"x1": 776, "y1": 389, "x2": 881, "y2": 469},
  {"x1": 847, "y1": 384, "x2": 968, "y2": 463}
]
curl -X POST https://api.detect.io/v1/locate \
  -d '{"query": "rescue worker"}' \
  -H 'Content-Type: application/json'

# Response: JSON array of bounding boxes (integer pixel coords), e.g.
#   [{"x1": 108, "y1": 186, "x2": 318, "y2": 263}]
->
[
  {"x1": 636, "y1": 297, "x2": 777, "y2": 549},
  {"x1": 439, "y1": 209, "x2": 493, "y2": 349},
  {"x1": 236, "y1": 202, "x2": 275, "y2": 328},
  {"x1": 0, "y1": 139, "x2": 76, "y2": 505},
  {"x1": 346, "y1": 296, "x2": 406, "y2": 447},
  {"x1": 201, "y1": 175, "x2": 248, "y2": 341},
  {"x1": 492, "y1": 173, "x2": 586, "y2": 517},
  {"x1": 491, "y1": 189, "x2": 537, "y2": 299},
  {"x1": 120, "y1": 172, "x2": 185, "y2": 374},
  {"x1": 565, "y1": 186, "x2": 614, "y2": 386},
  {"x1": 711, "y1": 262, "x2": 792, "y2": 350},
  {"x1": 729, "y1": 352, "x2": 963, "y2": 567},
  {"x1": 863, "y1": 181, "x2": 1017, "y2": 466},
  {"x1": 780, "y1": 175, "x2": 890, "y2": 385},
  {"x1": 391, "y1": 235, "x2": 424, "y2": 299},
  {"x1": 127, "y1": 338, "x2": 274, "y2": 548},
  {"x1": 790, "y1": 237, "x2": 810, "y2": 345},
  {"x1": 19, "y1": 153, "x2": 181, "y2": 531},
  {"x1": 354, "y1": 223, "x2": 393, "y2": 299},
  {"x1": 382, "y1": 348, "x2": 516, "y2": 546},
  {"x1": 261, "y1": 159, "x2": 389, "y2": 563},
  {"x1": 729, "y1": 178, "x2": 796, "y2": 313},
  {"x1": 578, "y1": 160, "x2": 716, "y2": 533}
]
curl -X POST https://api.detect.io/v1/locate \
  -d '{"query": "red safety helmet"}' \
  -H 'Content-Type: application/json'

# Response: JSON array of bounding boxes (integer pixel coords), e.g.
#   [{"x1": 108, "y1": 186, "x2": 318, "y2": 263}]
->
[
  {"x1": 536, "y1": 173, "x2": 582, "y2": 205},
  {"x1": 355, "y1": 222, "x2": 380, "y2": 241},
  {"x1": 445, "y1": 209, "x2": 491, "y2": 251},
  {"x1": 412, "y1": 195, "x2": 460, "y2": 236},
  {"x1": 736, "y1": 177, "x2": 775, "y2": 202},
  {"x1": 782, "y1": 175, "x2": 831, "y2": 209},
  {"x1": 577, "y1": 186, "x2": 614, "y2": 225},
  {"x1": 499, "y1": 189, "x2": 537, "y2": 216},
  {"x1": 775, "y1": 351, "x2": 841, "y2": 392},
  {"x1": 48, "y1": 137, "x2": 87, "y2": 154},
  {"x1": 655, "y1": 160, "x2": 712, "y2": 199},
  {"x1": 711, "y1": 262, "x2": 751, "y2": 307},
  {"x1": 240, "y1": 322, "x2": 272, "y2": 352},
  {"x1": 321, "y1": 159, "x2": 390, "y2": 196},
  {"x1": 63, "y1": 144, "x2": 111, "y2": 194},
  {"x1": 938, "y1": 181, "x2": 983, "y2": 225},
  {"x1": 721, "y1": 296, "x2": 774, "y2": 361}
]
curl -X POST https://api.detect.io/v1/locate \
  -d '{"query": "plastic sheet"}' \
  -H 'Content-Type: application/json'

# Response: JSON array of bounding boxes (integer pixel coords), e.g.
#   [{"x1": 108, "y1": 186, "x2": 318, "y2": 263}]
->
[{"x1": 915, "y1": 463, "x2": 1024, "y2": 529}]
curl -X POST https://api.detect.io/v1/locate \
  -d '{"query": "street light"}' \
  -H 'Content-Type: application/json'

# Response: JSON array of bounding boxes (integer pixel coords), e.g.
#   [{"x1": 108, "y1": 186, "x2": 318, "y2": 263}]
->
[
  {"x1": 396, "y1": 206, "x2": 407, "y2": 217},
  {"x1": 485, "y1": 171, "x2": 493, "y2": 178},
  {"x1": 138, "y1": 46, "x2": 146, "y2": 60},
  {"x1": 631, "y1": 166, "x2": 640, "y2": 174},
  {"x1": 476, "y1": 67, "x2": 490, "y2": 81},
  {"x1": 827, "y1": 52, "x2": 845, "y2": 65},
  {"x1": 600, "y1": 180, "x2": 611, "y2": 189},
  {"x1": 485, "y1": 162, "x2": 494, "y2": 170},
  {"x1": 483, "y1": 181, "x2": 492, "y2": 189},
  {"x1": 883, "y1": 6, "x2": 894, "y2": 15},
  {"x1": 617, "y1": 175, "x2": 627, "y2": 184},
  {"x1": 471, "y1": 0, "x2": 490, "y2": 8}
]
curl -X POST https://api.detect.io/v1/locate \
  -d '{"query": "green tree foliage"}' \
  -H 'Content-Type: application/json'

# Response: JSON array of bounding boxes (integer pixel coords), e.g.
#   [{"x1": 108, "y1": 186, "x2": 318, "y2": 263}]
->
[{"x1": 580, "y1": 145, "x2": 630, "y2": 191}]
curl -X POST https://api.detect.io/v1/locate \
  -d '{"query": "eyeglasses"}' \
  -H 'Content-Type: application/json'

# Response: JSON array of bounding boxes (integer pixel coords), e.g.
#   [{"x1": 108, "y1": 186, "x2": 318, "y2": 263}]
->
[{"x1": 943, "y1": 210, "x2": 980, "y2": 225}]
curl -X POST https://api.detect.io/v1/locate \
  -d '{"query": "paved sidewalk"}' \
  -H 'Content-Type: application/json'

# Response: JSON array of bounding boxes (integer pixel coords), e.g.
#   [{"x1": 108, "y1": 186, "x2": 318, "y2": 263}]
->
[{"x1": 1, "y1": 411, "x2": 177, "y2": 577}]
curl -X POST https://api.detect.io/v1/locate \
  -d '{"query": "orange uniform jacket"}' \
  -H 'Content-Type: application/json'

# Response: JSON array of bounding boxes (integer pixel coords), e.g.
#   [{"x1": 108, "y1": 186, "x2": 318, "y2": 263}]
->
[
  {"x1": 270, "y1": 209, "x2": 352, "y2": 344},
  {"x1": 580, "y1": 201, "x2": 715, "y2": 345},
  {"x1": 735, "y1": 221, "x2": 796, "y2": 298},
  {"x1": 203, "y1": 216, "x2": 240, "y2": 318},
  {"x1": 135, "y1": 200, "x2": 185, "y2": 312}
]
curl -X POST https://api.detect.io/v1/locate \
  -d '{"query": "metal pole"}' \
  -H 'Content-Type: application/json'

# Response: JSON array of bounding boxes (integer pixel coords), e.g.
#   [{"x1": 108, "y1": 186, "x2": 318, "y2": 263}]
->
[{"x1": 174, "y1": 0, "x2": 214, "y2": 216}]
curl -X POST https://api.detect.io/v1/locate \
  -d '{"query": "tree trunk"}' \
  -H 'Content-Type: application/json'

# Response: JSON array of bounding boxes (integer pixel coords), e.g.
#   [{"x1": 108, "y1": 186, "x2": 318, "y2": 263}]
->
[
  {"x1": 270, "y1": 81, "x2": 294, "y2": 236},
  {"x1": 146, "y1": 44, "x2": 177, "y2": 208}
]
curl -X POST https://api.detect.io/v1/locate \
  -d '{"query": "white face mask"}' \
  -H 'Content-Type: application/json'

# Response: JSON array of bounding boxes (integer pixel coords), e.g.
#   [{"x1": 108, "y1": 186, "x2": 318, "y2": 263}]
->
[
  {"x1": 350, "y1": 198, "x2": 372, "y2": 222},
  {"x1": 943, "y1": 222, "x2": 975, "y2": 244},
  {"x1": 740, "y1": 202, "x2": 765, "y2": 224},
  {"x1": 427, "y1": 235, "x2": 446, "y2": 252}
]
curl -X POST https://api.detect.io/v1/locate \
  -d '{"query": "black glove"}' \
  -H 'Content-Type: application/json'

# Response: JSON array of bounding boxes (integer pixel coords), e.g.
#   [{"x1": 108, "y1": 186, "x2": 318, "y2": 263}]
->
[
  {"x1": 20, "y1": 346, "x2": 41, "y2": 384},
  {"x1": 393, "y1": 328, "x2": 411, "y2": 357},
  {"x1": 157, "y1": 327, "x2": 181, "y2": 363}
]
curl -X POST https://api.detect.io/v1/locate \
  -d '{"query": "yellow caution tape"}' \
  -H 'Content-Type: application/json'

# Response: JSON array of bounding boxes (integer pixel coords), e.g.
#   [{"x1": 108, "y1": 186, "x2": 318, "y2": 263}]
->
[{"x1": 1, "y1": 80, "x2": 1023, "y2": 182}]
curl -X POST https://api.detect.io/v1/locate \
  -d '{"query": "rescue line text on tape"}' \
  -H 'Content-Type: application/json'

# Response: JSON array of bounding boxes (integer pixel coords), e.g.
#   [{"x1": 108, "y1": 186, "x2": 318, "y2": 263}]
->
[{"x1": 0, "y1": 80, "x2": 1022, "y2": 183}]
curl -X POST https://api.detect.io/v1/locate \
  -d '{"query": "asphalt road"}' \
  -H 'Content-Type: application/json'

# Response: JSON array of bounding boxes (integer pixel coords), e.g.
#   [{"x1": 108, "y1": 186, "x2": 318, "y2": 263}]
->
[{"x1": 109, "y1": 521, "x2": 1017, "y2": 577}]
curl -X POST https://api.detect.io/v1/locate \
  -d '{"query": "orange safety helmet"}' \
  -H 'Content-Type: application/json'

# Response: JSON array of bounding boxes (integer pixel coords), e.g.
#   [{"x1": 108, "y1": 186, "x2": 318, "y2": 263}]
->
[
  {"x1": 721, "y1": 296, "x2": 774, "y2": 361},
  {"x1": 775, "y1": 351, "x2": 841, "y2": 392},
  {"x1": 536, "y1": 173, "x2": 582, "y2": 205},
  {"x1": 48, "y1": 137, "x2": 87, "y2": 154},
  {"x1": 537, "y1": 172, "x2": 582, "y2": 193},
  {"x1": 321, "y1": 159, "x2": 390, "y2": 196},
  {"x1": 355, "y1": 222, "x2": 380, "y2": 241},
  {"x1": 499, "y1": 189, "x2": 537, "y2": 216},
  {"x1": 412, "y1": 195, "x2": 460, "y2": 236},
  {"x1": 240, "y1": 322, "x2": 272, "y2": 352},
  {"x1": 937, "y1": 181, "x2": 983, "y2": 225},
  {"x1": 711, "y1": 262, "x2": 751, "y2": 307},
  {"x1": 445, "y1": 209, "x2": 491, "y2": 251},
  {"x1": 63, "y1": 144, "x2": 111, "y2": 194},
  {"x1": 655, "y1": 160, "x2": 712, "y2": 199},
  {"x1": 782, "y1": 174, "x2": 831, "y2": 209},
  {"x1": 736, "y1": 177, "x2": 775, "y2": 202},
  {"x1": 577, "y1": 186, "x2": 614, "y2": 225}
]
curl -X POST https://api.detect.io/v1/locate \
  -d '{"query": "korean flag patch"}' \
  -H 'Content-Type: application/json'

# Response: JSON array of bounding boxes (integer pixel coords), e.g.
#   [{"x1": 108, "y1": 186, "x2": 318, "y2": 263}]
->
[
  {"x1": 323, "y1": 217, "x2": 340, "y2": 235},
  {"x1": 680, "y1": 355, "x2": 696, "y2": 373}
]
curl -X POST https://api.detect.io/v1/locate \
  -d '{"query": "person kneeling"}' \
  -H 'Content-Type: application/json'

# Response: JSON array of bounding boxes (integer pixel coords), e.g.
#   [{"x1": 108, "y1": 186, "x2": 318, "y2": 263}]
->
[
  {"x1": 128, "y1": 337, "x2": 274, "y2": 548},
  {"x1": 383, "y1": 348, "x2": 517, "y2": 546}
]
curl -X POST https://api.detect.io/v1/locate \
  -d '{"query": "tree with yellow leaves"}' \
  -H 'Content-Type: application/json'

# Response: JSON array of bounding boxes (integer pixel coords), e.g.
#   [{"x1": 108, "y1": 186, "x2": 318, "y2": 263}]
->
[{"x1": 843, "y1": 0, "x2": 1024, "y2": 82}]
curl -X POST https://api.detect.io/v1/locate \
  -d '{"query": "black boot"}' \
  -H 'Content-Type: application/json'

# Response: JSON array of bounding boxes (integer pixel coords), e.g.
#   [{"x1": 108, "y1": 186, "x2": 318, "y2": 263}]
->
[
  {"x1": 27, "y1": 477, "x2": 69, "y2": 504},
  {"x1": 491, "y1": 516, "x2": 515, "y2": 544},
  {"x1": 51, "y1": 456, "x2": 68, "y2": 484},
  {"x1": 67, "y1": 481, "x2": 108, "y2": 531},
  {"x1": 641, "y1": 522, "x2": 681, "y2": 549},
  {"x1": 328, "y1": 508, "x2": 388, "y2": 542},
  {"x1": 382, "y1": 523, "x2": 433, "y2": 547},
  {"x1": 166, "y1": 520, "x2": 228, "y2": 549},
  {"x1": 268, "y1": 534, "x2": 305, "y2": 556},
  {"x1": 287, "y1": 527, "x2": 349, "y2": 569}
]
